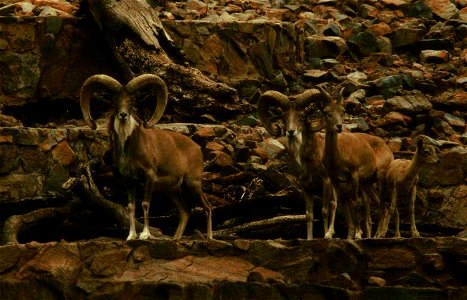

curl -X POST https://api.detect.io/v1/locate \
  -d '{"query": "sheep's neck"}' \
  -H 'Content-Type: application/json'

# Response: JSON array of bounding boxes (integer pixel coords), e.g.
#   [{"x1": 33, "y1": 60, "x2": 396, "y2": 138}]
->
[
  {"x1": 402, "y1": 148, "x2": 422, "y2": 183},
  {"x1": 299, "y1": 128, "x2": 323, "y2": 170},
  {"x1": 324, "y1": 128, "x2": 340, "y2": 170}
]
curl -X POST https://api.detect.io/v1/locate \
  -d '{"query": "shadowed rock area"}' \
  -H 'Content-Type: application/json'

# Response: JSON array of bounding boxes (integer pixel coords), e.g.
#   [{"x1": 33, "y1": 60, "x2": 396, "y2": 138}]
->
[{"x1": 0, "y1": 238, "x2": 466, "y2": 299}]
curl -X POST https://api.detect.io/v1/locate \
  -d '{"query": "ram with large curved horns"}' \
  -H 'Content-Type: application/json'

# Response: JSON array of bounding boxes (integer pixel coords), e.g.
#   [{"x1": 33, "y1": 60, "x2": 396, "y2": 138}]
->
[
  {"x1": 258, "y1": 88, "x2": 337, "y2": 240},
  {"x1": 258, "y1": 87, "x2": 393, "y2": 240},
  {"x1": 80, "y1": 74, "x2": 213, "y2": 241}
]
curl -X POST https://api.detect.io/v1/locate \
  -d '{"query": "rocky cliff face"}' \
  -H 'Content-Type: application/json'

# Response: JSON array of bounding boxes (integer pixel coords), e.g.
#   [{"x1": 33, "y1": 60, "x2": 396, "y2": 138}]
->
[
  {"x1": 0, "y1": 238, "x2": 465, "y2": 299},
  {"x1": 0, "y1": 0, "x2": 466, "y2": 298}
]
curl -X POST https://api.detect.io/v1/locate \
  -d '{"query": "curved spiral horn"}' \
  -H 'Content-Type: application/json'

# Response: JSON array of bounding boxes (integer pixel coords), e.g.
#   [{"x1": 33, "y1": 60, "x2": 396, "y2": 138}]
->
[
  {"x1": 257, "y1": 90, "x2": 290, "y2": 137},
  {"x1": 126, "y1": 74, "x2": 168, "y2": 128},
  {"x1": 293, "y1": 88, "x2": 322, "y2": 109},
  {"x1": 80, "y1": 74, "x2": 122, "y2": 130}
]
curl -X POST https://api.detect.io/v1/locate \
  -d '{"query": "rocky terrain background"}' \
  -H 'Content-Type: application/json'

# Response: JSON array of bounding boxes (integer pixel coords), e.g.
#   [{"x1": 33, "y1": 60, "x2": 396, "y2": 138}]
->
[{"x1": 0, "y1": 0, "x2": 466, "y2": 298}]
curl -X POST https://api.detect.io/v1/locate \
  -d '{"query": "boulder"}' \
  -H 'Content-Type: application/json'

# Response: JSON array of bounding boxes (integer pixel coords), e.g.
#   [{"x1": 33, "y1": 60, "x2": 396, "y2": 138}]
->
[
  {"x1": 384, "y1": 93, "x2": 433, "y2": 114},
  {"x1": 424, "y1": 0, "x2": 459, "y2": 20}
]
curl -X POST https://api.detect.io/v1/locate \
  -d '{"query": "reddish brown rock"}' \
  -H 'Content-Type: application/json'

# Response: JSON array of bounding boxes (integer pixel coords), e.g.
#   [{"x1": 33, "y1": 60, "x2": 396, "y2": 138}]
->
[
  {"x1": 51, "y1": 140, "x2": 75, "y2": 166},
  {"x1": 424, "y1": 0, "x2": 459, "y2": 19},
  {"x1": 368, "y1": 22, "x2": 393, "y2": 36},
  {"x1": 378, "y1": 111, "x2": 412, "y2": 127},
  {"x1": 0, "y1": 134, "x2": 13, "y2": 143}
]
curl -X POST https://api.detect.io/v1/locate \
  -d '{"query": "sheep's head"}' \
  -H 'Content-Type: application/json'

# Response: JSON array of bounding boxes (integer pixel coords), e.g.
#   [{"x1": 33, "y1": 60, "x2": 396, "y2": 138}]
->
[
  {"x1": 80, "y1": 74, "x2": 168, "y2": 131},
  {"x1": 257, "y1": 89, "x2": 326, "y2": 141},
  {"x1": 315, "y1": 85, "x2": 345, "y2": 133},
  {"x1": 415, "y1": 136, "x2": 441, "y2": 165}
]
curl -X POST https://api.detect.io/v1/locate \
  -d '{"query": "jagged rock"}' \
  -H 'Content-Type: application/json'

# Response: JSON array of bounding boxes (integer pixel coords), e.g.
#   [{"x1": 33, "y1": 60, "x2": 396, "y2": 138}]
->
[
  {"x1": 322, "y1": 21, "x2": 342, "y2": 37},
  {"x1": 0, "y1": 52, "x2": 40, "y2": 99},
  {"x1": 304, "y1": 35, "x2": 348, "y2": 59},
  {"x1": 347, "y1": 31, "x2": 380, "y2": 58},
  {"x1": 51, "y1": 140, "x2": 75, "y2": 167},
  {"x1": 245, "y1": 156, "x2": 267, "y2": 171},
  {"x1": 460, "y1": 7, "x2": 467, "y2": 21},
  {"x1": 303, "y1": 69, "x2": 331, "y2": 81},
  {"x1": 424, "y1": 0, "x2": 459, "y2": 20},
  {"x1": 407, "y1": 1, "x2": 433, "y2": 18},
  {"x1": 381, "y1": 0, "x2": 409, "y2": 7},
  {"x1": 163, "y1": 20, "x2": 301, "y2": 84},
  {"x1": 258, "y1": 165, "x2": 292, "y2": 193},
  {"x1": 378, "y1": 111, "x2": 412, "y2": 128},
  {"x1": 206, "y1": 150, "x2": 234, "y2": 170},
  {"x1": 185, "y1": 0, "x2": 208, "y2": 18},
  {"x1": 433, "y1": 118, "x2": 457, "y2": 137},
  {"x1": 420, "y1": 50, "x2": 450, "y2": 64},
  {"x1": 0, "y1": 2, "x2": 34, "y2": 16},
  {"x1": 258, "y1": 138, "x2": 286, "y2": 160},
  {"x1": 384, "y1": 93, "x2": 433, "y2": 114},
  {"x1": 368, "y1": 276, "x2": 386, "y2": 287},
  {"x1": 371, "y1": 75, "x2": 406, "y2": 98},
  {"x1": 0, "y1": 113, "x2": 22, "y2": 127},
  {"x1": 359, "y1": 4, "x2": 379, "y2": 18},
  {"x1": 443, "y1": 113, "x2": 466, "y2": 130},
  {"x1": 368, "y1": 22, "x2": 393, "y2": 36},
  {"x1": 390, "y1": 21, "x2": 426, "y2": 48},
  {"x1": 431, "y1": 91, "x2": 467, "y2": 110}
]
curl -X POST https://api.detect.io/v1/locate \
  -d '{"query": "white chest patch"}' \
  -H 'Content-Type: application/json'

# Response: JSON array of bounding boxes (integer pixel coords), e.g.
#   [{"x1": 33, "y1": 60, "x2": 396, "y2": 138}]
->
[
  {"x1": 287, "y1": 132, "x2": 303, "y2": 167},
  {"x1": 114, "y1": 115, "x2": 138, "y2": 151}
]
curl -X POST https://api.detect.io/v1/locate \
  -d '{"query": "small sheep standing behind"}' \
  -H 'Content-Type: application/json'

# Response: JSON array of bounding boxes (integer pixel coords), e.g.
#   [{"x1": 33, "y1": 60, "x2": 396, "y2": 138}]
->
[
  {"x1": 80, "y1": 74, "x2": 212, "y2": 241},
  {"x1": 375, "y1": 136, "x2": 440, "y2": 238}
]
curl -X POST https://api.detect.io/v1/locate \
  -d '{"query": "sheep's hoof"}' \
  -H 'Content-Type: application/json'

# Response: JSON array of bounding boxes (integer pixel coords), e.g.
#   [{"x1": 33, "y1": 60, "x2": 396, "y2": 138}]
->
[
  {"x1": 324, "y1": 231, "x2": 334, "y2": 239},
  {"x1": 139, "y1": 232, "x2": 155, "y2": 240},
  {"x1": 126, "y1": 232, "x2": 138, "y2": 241}
]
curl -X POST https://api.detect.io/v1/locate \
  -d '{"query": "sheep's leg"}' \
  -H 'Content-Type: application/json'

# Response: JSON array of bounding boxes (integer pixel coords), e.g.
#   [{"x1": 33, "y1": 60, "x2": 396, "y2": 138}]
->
[
  {"x1": 375, "y1": 189, "x2": 389, "y2": 238},
  {"x1": 374, "y1": 176, "x2": 386, "y2": 237},
  {"x1": 394, "y1": 207, "x2": 401, "y2": 238},
  {"x1": 325, "y1": 180, "x2": 338, "y2": 239},
  {"x1": 351, "y1": 172, "x2": 363, "y2": 239},
  {"x1": 126, "y1": 186, "x2": 138, "y2": 241},
  {"x1": 341, "y1": 197, "x2": 356, "y2": 239},
  {"x1": 303, "y1": 190, "x2": 314, "y2": 240},
  {"x1": 171, "y1": 191, "x2": 190, "y2": 240},
  {"x1": 379, "y1": 187, "x2": 397, "y2": 238},
  {"x1": 410, "y1": 185, "x2": 420, "y2": 238},
  {"x1": 139, "y1": 179, "x2": 155, "y2": 240},
  {"x1": 186, "y1": 176, "x2": 213, "y2": 240},
  {"x1": 202, "y1": 192, "x2": 213, "y2": 240},
  {"x1": 361, "y1": 185, "x2": 375, "y2": 238},
  {"x1": 321, "y1": 177, "x2": 331, "y2": 238},
  {"x1": 375, "y1": 204, "x2": 389, "y2": 238}
]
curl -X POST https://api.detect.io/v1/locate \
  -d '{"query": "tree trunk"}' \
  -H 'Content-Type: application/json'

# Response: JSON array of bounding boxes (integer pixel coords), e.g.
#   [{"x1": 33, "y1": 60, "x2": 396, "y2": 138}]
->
[{"x1": 86, "y1": 0, "x2": 239, "y2": 121}]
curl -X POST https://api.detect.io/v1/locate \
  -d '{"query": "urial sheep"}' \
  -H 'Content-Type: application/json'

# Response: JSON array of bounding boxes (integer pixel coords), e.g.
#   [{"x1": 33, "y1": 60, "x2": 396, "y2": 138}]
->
[
  {"x1": 258, "y1": 87, "x2": 393, "y2": 239},
  {"x1": 317, "y1": 86, "x2": 394, "y2": 239},
  {"x1": 258, "y1": 89, "x2": 335, "y2": 239},
  {"x1": 375, "y1": 137, "x2": 440, "y2": 238},
  {"x1": 80, "y1": 74, "x2": 212, "y2": 241}
]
